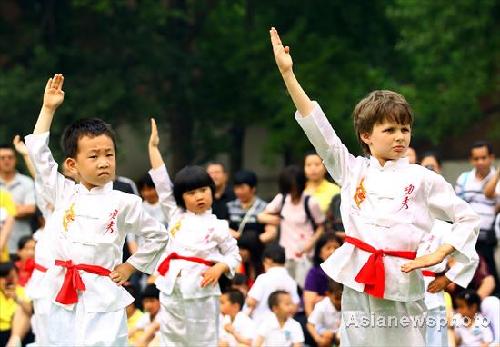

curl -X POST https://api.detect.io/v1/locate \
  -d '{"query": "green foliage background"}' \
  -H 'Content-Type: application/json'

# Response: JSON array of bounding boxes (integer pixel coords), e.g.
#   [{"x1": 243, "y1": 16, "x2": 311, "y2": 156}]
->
[{"x1": 0, "y1": 0, "x2": 498, "y2": 173}]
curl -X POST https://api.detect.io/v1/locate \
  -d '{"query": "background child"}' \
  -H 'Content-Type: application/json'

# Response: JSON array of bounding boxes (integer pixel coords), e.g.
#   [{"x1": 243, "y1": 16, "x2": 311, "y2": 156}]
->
[
  {"x1": 25, "y1": 74, "x2": 168, "y2": 346},
  {"x1": 453, "y1": 290, "x2": 494, "y2": 347},
  {"x1": 148, "y1": 118, "x2": 241, "y2": 346},
  {"x1": 307, "y1": 279, "x2": 342, "y2": 347},
  {"x1": 259, "y1": 165, "x2": 325, "y2": 288},
  {"x1": 303, "y1": 231, "x2": 340, "y2": 316},
  {"x1": 245, "y1": 244, "x2": 300, "y2": 324},
  {"x1": 218, "y1": 289, "x2": 255, "y2": 347},
  {"x1": 254, "y1": 290, "x2": 304, "y2": 347},
  {"x1": 269, "y1": 27, "x2": 480, "y2": 346},
  {"x1": 14, "y1": 236, "x2": 35, "y2": 287}
]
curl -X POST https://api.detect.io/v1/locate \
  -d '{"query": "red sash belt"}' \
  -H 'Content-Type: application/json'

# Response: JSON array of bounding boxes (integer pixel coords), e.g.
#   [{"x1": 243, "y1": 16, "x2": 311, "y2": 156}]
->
[
  {"x1": 345, "y1": 236, "x2": 417, "y2": 298},
  {"x1": 157, "y1": 252, "x2": 214, "y2": 276},
  {"x1": 55, "y1": 260, "x2": 111, "y2": 305},
  {"x1": 422, "y1": 270, "x2": 436, "y2": 277}
]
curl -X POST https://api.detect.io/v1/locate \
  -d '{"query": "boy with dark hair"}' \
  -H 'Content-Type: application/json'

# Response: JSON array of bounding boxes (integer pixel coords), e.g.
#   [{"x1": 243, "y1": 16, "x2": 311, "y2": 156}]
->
[
  {"x1": 246, "y1": 244, "x2": 300, "y2": 324},
  {"x1": 24, "y1": 74, "x2": 168, "y2": 346},
  {"x1": 219, "y1": 289, "x2": 255, "y2": 347},
  {"x1": 254, "y1": 290, "x2": 304, "y2": 347}
]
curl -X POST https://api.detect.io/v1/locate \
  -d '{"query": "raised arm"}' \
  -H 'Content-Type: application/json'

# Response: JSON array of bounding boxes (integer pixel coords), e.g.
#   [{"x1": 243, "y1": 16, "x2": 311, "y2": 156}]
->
[
  {"x1": 270, "y1": 27, "x2": 314, "y2": 117},
  {"x1": 25, "y1": 74, "x2": 75, "y2": 207},
  {"x1": 34, "y1": 74, "x2": 65, "y2": 134},
  {"x1": 13, "y1": 135, "x2": 36, "y2": 179},
  {"x1": 484, "y1": 169, "x2": 499, "y2": 199},
  {"x1": 147, "y1": 118, "x2": 179, "y2": 222},
  {"x1": 148, "y1": 118, "x2": 164, "y2": 169}
]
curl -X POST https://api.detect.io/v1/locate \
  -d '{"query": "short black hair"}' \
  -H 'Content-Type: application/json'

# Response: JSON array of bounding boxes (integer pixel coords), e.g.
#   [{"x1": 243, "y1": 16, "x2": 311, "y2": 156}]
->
[
  {"x1": 206, "y1": 161, "x2": 227, "y2": 172},
  {"x1": 326, "y1": 279, "x2": 343, "y2": 295},
  {"x1": 455, "y1": 289, "x2": 481, "y2": 309},
  {"x1": 142, "y1": 283, "x2": 160, "y2": 300},
  {"x1": 420, "y1": 150, "x2": 442, "y2": 169},
  {"x1": 268, "y1": 290, "x2": 290, "y2": 310},
  {"x1": 231, "y1": 273, "x2": 248, "y2": 286},
  {"x1": 223, "y1": 289, "x2": 245, "y2": 310},
  {"x1": 0, "y1": 262, "x2": 15, "y2": 278},
  {"x1": 263, "y1": 244, "x2": 286, "y2": 265},
  {"x1": 173, "y1": 165, "x2": 216, "y2": 209},
  {"x1": 469, "y1": 140, "x2": 493, "y2": 156},
  {"x1": 136, "y1": 173, "x2": 155, "y2": 192},
  {"x1": 0, "y1": 143, "x2": 15, "y2": 151},
  {"x1": 234, "y1": 170, "x2": 258, "y2": 188},
  {"x1": 61, "y1": 118, "x2": 116, "y2": 158},
  {"x1": 279, "y1": 165, "x2": 306, "y2": 198},
  {"x1": 17, "y1": 235, "x2": 34, "y2": 251},
  {"x1": 313, "y1": 231, "x2": 341, "y2": 266}
]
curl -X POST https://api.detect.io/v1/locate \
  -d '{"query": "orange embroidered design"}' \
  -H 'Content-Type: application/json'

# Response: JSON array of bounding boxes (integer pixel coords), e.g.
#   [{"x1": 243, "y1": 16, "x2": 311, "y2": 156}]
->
[
  {"x1": 63, "y1": 203, "x2": 75, "y2": 231},
  {"x1": 354, "y1": 178, "x2": 366, "y2": 208}
]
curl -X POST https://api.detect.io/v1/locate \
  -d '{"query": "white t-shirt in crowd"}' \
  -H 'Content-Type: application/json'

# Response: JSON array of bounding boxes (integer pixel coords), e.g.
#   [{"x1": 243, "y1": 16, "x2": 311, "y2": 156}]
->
[
  {"x1": 307, "y1": 297, "x2": 341, "y2": 334},
  {"x1": 219, "y1": 312, "x2": 256, "y2": 347},
  {"x1": 256, "y1": 312, "x2": 304, "y2": 347},
  {"x1": 246, "y1": 267, "x2": 300, "y2": 324},
  {"x1": 453, "y1": 313, "x2": 493, "y2": 347}
]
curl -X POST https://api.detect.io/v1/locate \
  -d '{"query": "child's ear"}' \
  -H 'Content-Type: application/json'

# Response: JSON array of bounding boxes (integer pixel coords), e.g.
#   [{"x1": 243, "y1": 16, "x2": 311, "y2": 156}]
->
[
  {"x1": 64, "y1": 157, "x2": 78, "y2": 176},
  {"x1": 360, "y1": 132, "x2": 372, "y2": 145}
]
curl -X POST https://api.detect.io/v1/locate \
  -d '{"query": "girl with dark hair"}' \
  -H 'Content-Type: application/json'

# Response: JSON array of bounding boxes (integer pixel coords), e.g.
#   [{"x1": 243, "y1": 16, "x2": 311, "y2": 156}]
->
[
  {"x1": 303, "y1": 232, "x2": 341, "y2": 316},
  {"x1": 259, "y1": 165, "x2": 325, "y2": 288},
  {"x1": 304, "y1": 152, "x2": 340, "y2": 214},
  {"x1": 147, "y1": 119, "x2": 241, "y2": 346}
]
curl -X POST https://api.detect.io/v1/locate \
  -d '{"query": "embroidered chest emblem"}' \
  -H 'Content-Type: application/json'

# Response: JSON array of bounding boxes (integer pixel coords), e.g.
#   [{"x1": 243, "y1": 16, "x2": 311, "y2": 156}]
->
[
  {"x1": 354, "y1": 178, "x2": 366, "y2": 208},
  {"x1": 105, "y1": 209, "x2": 119, "y2": 234},
  {"x1": 399, "y1": 183, "x2": 415, "y2": 210},
  {"x1": 63, "y1": 203, "x2": 75, "y2": 231},
  {"x1": 170, "y1": 220, "x2": 182, "y2": 237}
]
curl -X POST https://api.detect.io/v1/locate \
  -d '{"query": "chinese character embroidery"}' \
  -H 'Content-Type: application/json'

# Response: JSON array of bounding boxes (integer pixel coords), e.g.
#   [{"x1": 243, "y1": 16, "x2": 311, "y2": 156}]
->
[
  {"x1": 105, "y1": 209, "x2": 119, "y2": 234},
  {"x1": 63, "y1": 203, "x2": 75, "y2": 232},
  {"x1": 354, "y1": 178, "x2": 366, "y2": 208},
  {"x1": 400, "y1": 184, "x2": 415, "y2": 210}
]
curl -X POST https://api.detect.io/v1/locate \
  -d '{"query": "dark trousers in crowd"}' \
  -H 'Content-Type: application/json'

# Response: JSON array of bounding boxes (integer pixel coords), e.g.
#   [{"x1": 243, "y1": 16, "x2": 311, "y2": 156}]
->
[{"x1": 476, "y1": 240, "x2": 500, "y2": 296}]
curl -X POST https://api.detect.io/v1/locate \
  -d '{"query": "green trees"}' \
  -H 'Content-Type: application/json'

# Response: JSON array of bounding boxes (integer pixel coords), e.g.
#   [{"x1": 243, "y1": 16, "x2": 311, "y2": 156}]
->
[{"x1": 0, "y1": 0, "x2": 497, "y2": 172}]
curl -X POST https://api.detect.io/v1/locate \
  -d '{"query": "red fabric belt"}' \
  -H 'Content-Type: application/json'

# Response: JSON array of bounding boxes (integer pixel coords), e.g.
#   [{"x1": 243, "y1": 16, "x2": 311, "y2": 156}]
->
[
  {"x1": 55, "y1": 260, "x2": 111, "y2": 305},
  {"x1": 157, "y1": 252, "x2": 214, "y2": 276},
  {"x1": 25, "y1": 259, "x2": 48, "y2": 279},
  {"x1": 422, "y1": 270, "x2": 436, "y2": 277},
  {"x1": 345, "y1": 236, "x2": 417, "y2": 298}
]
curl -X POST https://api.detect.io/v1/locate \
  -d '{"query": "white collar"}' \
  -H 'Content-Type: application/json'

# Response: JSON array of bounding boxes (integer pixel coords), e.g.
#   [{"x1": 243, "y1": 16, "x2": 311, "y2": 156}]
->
[
  {"x1": 78, "y1": 181, "x2": 114, "y2": 194},
  {"x1": 369, "y1": 156, "x2": 409, "y2": 171}
]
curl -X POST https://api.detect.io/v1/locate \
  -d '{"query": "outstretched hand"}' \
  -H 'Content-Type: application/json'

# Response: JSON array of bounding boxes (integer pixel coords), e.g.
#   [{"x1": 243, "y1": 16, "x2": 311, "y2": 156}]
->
[
  {"x1": 149, "y1": 118, "x2": 160, "y2": 147},
  {"x1": 270, "y1": 27, "x2": 293, "y2": 75},
  {"x1": 12, "y1": 135, "x2": 28, "y2": 156},
  {"x1": 43, "y1": 74, "x2": 65, "y2": 110}
]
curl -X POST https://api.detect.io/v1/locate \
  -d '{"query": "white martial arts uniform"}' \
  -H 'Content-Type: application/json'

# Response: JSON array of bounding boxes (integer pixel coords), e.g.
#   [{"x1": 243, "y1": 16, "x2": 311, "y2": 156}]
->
[
  {"x1": 296, "y1": 102, "x2": 480, "y2": 346},
  {"x1": 25, "y1": 132, "x2": 168, "y2": 347},
  {"x1": 25, "y1": 177, "x2": 55, "y2": 346},
  {"x1": 149, "y1": 164, "x2": 241, "y2": 347}
]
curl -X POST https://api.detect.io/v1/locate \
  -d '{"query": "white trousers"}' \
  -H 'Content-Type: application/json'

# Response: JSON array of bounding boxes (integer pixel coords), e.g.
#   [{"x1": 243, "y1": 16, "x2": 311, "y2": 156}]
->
[
  {"x1": 340, "y1": 286, "x2": 427, "y2": 346},
  {"x1": 425, "y1": 307, "x2": 448, "y2": 347},
  {"x1": 158, "y1": 285, "x2": 219, "y2": 347},
  {"x1": 46, "y1": 303, "x2": 127, "y2": 346}
]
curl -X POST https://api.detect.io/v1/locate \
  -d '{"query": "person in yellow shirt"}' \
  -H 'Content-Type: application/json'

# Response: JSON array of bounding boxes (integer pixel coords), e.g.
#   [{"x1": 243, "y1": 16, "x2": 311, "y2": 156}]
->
[
  {"x1": 304, "y1": 153, "x2": 340, "y2": 213},
  {"x1": 124, "y1": 283, "x2": 145, "y2": 345},
  {"x1": 0, "y1": 262, "x2": 32, "y2": 346},
  {"x1": 0, "y1": 190, "x2": 16, "y2": 262}
]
